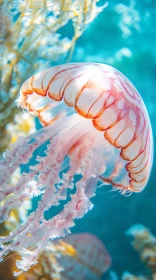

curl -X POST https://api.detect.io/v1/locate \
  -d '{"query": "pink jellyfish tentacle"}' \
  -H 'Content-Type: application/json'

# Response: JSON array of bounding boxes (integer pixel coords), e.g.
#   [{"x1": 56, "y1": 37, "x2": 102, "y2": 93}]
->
[
  {"x1": 1, "y1": 117, "x2": 103, "y2": 264},
  {"x1": 0, "y1": 115, "x2": 78, "y2": 223},
  {"x1": 0, "y1": 115, "x2": 72, "y2": 190},
  {"x1": 0, "y1": 115, "x2": 84, "y2": 224},
  {"x1": 0, "y1": 129, "x2": 98, "y2": 274},
  {"x1": 0, "y1": 63, "x2": 153, "y2": 275},
  {"x1": 0, "y1": 117, "x2": 100, "y2": 269}
]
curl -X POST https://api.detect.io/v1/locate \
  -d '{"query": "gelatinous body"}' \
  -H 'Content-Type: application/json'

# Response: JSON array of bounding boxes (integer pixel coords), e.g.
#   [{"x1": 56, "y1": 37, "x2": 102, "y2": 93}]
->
[
  {"x1": 0, "y1": 63, "x2": 153, "y2": 274},
  {"x1": 18, "y1": 63, "x2": 153, "y2": 192}
]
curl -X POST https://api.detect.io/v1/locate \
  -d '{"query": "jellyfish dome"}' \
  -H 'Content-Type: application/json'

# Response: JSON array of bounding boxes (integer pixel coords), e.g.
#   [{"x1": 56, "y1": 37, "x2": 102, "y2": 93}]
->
[{"x1": 0, "y1": 63, "x2": 153, "y2": 274}]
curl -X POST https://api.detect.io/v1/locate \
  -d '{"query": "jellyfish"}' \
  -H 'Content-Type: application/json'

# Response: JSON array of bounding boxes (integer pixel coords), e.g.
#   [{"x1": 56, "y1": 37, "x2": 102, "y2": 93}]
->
[
  {"x1": 58, "y1": 233, "x2": 111, "y2": 279},
  {"x1": 0, "y1": 63, "x2": 153, "y2": 274}
]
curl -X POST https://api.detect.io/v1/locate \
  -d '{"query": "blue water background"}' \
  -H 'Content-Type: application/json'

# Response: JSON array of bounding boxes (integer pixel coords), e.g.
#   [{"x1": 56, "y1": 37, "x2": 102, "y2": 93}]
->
[
  {"x1": 59, "y1": 1, "x2": 156, "y2": 278},
  {"x1": 23, "y1": 1, "x2": 156, "y2": 278}
]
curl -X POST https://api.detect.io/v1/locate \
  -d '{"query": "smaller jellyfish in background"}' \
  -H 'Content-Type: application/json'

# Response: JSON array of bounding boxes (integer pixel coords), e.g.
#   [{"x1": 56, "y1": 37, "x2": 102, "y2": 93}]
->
[
  {"x1": 19, "y1": 233, "x2": 111, "y2": 280},
  {"x1": 56, "y1": 233, "x2": 111, "y2": 280},
  {"x1": 0, "y1": 63, "x2": 153, "y2": 274}
]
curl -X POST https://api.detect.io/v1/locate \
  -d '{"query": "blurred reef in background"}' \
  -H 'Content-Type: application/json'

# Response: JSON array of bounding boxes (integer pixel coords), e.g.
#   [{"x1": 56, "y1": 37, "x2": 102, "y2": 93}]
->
[
  {"x1": 0, "y1": 0, "x2": 156, "y2": 279},
  {"x1": 121, "y1": 225, "x2": 156, "y2": 280},
  {"x1": 0, "y1": 0, "x2": 107, "y2": 153}
]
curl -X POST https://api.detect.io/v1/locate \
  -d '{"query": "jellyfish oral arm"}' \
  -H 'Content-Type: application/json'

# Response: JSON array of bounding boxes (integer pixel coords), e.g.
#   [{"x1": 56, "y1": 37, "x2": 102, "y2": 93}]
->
[
  {"x1": 0, "y1": 114, "x2": 103, "y2": 275},
  {"x1": 0, "y1": 63, "x2": 153, "y2": 275}
]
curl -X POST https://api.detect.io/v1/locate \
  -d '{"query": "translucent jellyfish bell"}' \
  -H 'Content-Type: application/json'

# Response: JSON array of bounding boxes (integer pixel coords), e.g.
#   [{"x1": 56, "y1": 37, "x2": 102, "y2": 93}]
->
[{"x1": 0, "y1": 63, "x2": 153, "y2": 274}]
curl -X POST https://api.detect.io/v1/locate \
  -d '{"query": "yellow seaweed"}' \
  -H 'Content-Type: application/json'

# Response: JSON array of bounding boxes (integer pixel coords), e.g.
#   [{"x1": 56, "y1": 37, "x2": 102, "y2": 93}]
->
[{"x1": 0, "y1": 0, "x2": 107, "y2": 154}]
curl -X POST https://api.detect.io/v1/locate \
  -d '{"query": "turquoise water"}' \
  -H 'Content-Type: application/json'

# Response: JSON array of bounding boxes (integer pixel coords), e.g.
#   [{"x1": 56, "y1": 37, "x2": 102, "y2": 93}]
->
[
  {"x1": 1, "y1": 1, "x2": 156, "y2": 279},
  {"x1": 62, "y1": 1, "x2": 156, "y2": 278},
  {"x1": 24, "y1": 1, "x2": 156, "y2": 278}
]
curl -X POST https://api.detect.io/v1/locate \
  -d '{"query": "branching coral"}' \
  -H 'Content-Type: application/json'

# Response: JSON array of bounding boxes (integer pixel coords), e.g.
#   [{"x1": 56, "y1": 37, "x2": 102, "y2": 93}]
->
[
  {"x1": 0, "y1": 0, "x2": 107, "y2": 153},
  {"x1": 114, "y1": 0, "x2": 140, "y2": 39},
  {"x1": 123, "y1": 224, "x2": 156, "y2": 280},
  {"x1": 0, "y1": 169, "x2": 32, "y2": 236},
  {"x1": 0, "y1": 178, "x2": 32, "y2": 280}
]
